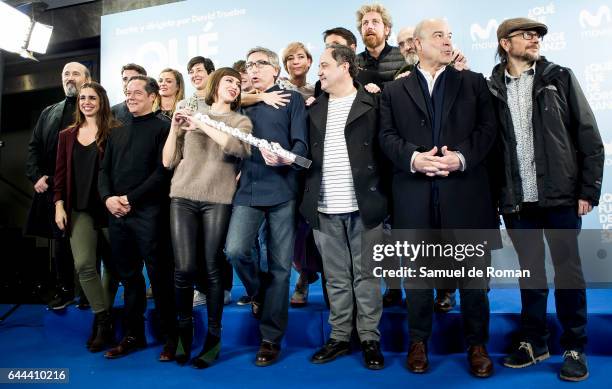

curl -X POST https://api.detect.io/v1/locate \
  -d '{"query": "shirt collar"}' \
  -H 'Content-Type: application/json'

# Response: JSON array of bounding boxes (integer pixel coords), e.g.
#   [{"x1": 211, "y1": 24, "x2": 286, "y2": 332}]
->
[
  {"x1": 416, "y1": 64, "x2": 446, "y2": 82},
  {"x1": 505, "y1": 62, "x2": 536, "y2": 84}
]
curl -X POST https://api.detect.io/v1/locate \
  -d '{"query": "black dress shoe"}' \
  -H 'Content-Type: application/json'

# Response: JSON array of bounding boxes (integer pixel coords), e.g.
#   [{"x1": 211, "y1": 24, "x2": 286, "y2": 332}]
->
[
  {"x1": 434, "y1": 290, "x2": 456, "y2": 313},
  {"x1": 255, "y1": 341, "x2": 280, "y2": 367},
  {"x1": 104, "y1": 336, "x2": 147, "y2": 359},
  {"x1": 362, "y1": 340, "x2": 384, "y2": 370},
  {"x1": 311, "y1": 339, "x2": 350, "y2": 364}
]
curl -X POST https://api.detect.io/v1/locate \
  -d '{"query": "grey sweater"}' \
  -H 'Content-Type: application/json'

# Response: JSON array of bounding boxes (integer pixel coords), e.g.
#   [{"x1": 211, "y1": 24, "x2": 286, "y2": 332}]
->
[{"x1": 168, "y1": 98, "x2": 252, "y2": 204}]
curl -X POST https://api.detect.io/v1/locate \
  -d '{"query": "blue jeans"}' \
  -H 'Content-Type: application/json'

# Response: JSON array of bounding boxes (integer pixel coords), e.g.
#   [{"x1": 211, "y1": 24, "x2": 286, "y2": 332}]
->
[{"x1": 225, "y1": 200, "x2": 296, "y2": 344}]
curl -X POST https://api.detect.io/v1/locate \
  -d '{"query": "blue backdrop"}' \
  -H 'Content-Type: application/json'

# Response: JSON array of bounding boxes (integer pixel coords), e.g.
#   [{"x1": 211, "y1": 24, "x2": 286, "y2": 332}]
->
[{"x1": 101, "y1": 0, "x2": 612, "y2": 229}]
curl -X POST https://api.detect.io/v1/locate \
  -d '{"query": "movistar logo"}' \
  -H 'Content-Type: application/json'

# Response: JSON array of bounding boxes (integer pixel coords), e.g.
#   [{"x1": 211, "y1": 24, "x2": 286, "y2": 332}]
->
[
  {"x1": 580, "y1": 5, "x2": 611, "y2": 28},
  {"x1": 470, "y1": 19, "x2": 499, "y2": 41}
]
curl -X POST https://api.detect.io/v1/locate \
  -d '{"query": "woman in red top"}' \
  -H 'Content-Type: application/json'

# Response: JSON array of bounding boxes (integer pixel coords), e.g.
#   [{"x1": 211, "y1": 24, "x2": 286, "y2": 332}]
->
[{"x1": 54, "y1": 82, "x2": 120, "y2": 352}]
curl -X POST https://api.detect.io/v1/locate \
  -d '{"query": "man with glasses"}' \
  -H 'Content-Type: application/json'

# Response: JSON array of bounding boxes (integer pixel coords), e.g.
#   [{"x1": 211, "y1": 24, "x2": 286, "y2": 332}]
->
[
  {"x1": 224, "y1": 46, "x2": 308, "y2": 367},
  {"x1": 489, "y1": 18, "x2": 603, "y2": 382}
]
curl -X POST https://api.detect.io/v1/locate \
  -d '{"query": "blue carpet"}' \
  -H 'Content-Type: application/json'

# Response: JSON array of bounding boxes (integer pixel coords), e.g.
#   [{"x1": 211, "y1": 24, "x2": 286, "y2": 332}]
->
[{"x1": 1, "y1": 287, "x2": 611, "y2": 388}]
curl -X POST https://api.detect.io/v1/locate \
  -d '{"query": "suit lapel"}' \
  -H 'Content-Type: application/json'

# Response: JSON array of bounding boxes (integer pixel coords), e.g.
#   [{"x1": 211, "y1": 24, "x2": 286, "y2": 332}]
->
[
  {"x1": 403, "y1": 74, "x2": 430, "y2": 121},
  {"x1": 442, "y1": 67, "x2": 461, "y2": 123}
]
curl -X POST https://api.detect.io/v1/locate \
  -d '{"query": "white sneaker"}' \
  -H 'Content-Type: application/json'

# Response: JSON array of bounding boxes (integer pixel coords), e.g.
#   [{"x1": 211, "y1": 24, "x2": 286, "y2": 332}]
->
[
  {"x1": 193, "y1": 290, "x2": 207, "y2": 307},
  {"x1": 224, "y1": 290, "x2": 232, "y2": 305}
]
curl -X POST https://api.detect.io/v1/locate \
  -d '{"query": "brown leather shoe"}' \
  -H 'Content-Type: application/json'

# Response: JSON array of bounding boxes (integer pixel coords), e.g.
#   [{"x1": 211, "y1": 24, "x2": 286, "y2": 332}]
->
[
  {"x1": 255, "y1": 341, "x2": 280, "y2": 367},
  {"x1": 159, "y1": 338, "x2": 177, "y2": 362},
  {"x1": 104, "y1": 336, "x2": 146, "y2": 359},
  {"x1": 290, "y1": 278, "x2": 309, "y2": 308},
  {"x1": 406, "y1": 341, "x2": 429, "y2": 373},
  {"x1": 468, "y1": 345, "x2": 494, "y2": 378}
]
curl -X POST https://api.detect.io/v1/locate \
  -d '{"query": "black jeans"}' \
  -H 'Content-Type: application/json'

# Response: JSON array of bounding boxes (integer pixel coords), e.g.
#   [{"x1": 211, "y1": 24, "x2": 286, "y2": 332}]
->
[
  {"x1": 108, "y1": 204, "x2": 176, "y2": 339},
  {"x1": 170, "y1": 198, "x2": 232, "y2": 336},
  {"x1": 504, "y1": 204, "x2": 587, "y2": 352}
]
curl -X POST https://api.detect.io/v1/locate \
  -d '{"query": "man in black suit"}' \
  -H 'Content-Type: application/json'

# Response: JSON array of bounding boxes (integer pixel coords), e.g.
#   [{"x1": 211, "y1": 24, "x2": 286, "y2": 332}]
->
[{"x1": 379, "y1": 18, "x2": 498, "y2": 377}]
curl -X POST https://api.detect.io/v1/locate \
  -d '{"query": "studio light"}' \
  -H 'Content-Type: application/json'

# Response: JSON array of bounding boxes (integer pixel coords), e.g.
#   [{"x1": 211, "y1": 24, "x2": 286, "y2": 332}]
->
[
  {"x1": 0, "y1": 2, "x2": 31, "y2": 53},
  {"x1": 0, "y1": 2, "x2": 53, "y2": 60},
  {"x1": 27, "y1": 22, "x2": 53, "y2": 54}
]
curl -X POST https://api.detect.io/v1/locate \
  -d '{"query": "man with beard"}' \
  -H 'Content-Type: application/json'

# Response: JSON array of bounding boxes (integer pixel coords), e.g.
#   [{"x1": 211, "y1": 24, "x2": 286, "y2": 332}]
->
[
  {"x1": 25, "y1": 62, "x2": 91, "y2": 310},
  {"x1": 355, "y1": 3, "x2": 405, "y2": 91},
  {"x1": 111, "y1": 63, "x2": 147, "y2": 124},
  {"x1": 395, "y1": 26, "x2": 418, "y2": 77},
  {"x1": 309, "y1": 27, "x2": 386, "y2": 102},
  {"x1": 489, "y1": 18, "x2": 603, "y2": 382}
]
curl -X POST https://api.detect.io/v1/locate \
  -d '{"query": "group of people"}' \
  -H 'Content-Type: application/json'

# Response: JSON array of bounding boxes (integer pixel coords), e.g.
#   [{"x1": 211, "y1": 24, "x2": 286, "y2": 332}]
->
[{"x1": 24, "y1": 2, "x2": 603, "y2": 382}]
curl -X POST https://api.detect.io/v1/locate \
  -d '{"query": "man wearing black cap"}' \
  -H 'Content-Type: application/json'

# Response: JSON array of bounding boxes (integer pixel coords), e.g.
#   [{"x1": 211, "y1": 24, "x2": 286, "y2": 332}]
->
[{"x1": 489, "y1": 17, "x2": 604, "y2": 382}]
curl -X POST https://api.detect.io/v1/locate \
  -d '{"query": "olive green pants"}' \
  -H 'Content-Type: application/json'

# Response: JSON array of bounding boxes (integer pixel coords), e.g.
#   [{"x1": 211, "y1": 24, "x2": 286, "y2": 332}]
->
[{"x1": 69, "y1": 210, "x2": 118, "y2": 313}]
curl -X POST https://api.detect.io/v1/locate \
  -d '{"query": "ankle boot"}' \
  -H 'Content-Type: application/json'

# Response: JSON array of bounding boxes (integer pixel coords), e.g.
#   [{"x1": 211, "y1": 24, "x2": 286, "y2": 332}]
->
[
  {"x1": 89, "y1": 310, "x2": 114, "y2": 352},
  {"x1": 86, "y1": 314, "x2": 99, "y2": 348},
  {"x1": 191, "y1": 331, "x2": 221, "y2": 369},
  {"x1": 175, "y1": 318, "x2": 193, "y2": 365}
]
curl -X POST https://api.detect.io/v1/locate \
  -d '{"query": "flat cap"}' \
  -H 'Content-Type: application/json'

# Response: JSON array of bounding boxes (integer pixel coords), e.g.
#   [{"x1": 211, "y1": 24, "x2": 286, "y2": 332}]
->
[{"x1": 497, "y1": 17, "x2": 548, "y2": 41}]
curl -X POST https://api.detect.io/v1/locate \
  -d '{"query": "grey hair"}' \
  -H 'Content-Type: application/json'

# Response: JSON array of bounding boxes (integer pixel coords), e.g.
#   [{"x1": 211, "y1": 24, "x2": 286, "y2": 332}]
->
[{"x1": 246, "y1": 46, "x2": 281, "y2": 70}]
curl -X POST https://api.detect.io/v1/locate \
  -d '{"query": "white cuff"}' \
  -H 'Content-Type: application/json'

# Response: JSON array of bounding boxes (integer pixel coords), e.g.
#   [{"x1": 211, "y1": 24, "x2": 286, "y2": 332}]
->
[
  {"x1": 410, "y1": 151, "x2": 420, "y2": 173},
  {"x1": 455, "y1": 151, "x2": 466, "y2": 171}
]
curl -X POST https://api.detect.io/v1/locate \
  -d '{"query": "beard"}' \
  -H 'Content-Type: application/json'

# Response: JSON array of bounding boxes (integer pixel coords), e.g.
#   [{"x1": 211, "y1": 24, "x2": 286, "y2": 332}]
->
[
  {"x1": 519, "y1": 50, "x2": 540, "y2": 63},
  {"x1": 404, "y1": 52, "x2": 419, "y2": 66},
  {"x1": 64, "y1": 82, "x2": 77, "y2": 97},
  {"x1": 363, "y1": 33, "x2": 385, "y2": 49},
  {"x1": 510, "y1": 43, "x2": 540, "y2": 63}
]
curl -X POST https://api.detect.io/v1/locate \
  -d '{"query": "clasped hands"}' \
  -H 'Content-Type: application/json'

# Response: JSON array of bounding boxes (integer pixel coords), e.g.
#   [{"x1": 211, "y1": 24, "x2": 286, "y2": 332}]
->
[
  {"x1": 105, "y1": 195, "x2": 130, "y2": 218},
  {"x1": 413, "y1": 146, "x2": 461, "y2": 177}
]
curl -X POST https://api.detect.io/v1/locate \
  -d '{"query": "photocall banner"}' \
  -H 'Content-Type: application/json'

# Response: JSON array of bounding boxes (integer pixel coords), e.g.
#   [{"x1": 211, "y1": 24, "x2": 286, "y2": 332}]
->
[{"x1": 101, "y1": 0, "x2": 612, "y2": 229}]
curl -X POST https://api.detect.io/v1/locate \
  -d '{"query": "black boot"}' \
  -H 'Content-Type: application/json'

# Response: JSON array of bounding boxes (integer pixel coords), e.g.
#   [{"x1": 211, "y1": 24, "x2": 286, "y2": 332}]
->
[
  {"x1": 191, "y1": 331, "x2": 220, "y2": 369},
  {"x1": 89, "y1": 310, "x2": 114, "y2": 352},
  {"x1": 86, "y1": 314, "x2": 99, "y2": 348},
  {"x1": 175, "y1": 318, "x2": 193, "y2": 365}
]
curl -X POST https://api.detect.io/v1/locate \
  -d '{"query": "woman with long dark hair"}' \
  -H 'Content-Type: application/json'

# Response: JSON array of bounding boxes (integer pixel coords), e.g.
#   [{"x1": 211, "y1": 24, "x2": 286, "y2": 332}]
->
[
  {"x1": 162, "y1": 67, "x2": 252, "y2": 368},
  {"x1": 54, "y1": 81, "x2": 120, "y2": 352}
]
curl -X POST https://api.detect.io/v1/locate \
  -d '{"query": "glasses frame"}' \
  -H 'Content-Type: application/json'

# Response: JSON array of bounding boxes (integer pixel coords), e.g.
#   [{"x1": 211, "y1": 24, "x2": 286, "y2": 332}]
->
[
  {"x1": 245, "y1": 60, "x2": 273, "y2": 70},
  {"x1": 506, "y1": 31, "x2": 542, "y2": 41}
]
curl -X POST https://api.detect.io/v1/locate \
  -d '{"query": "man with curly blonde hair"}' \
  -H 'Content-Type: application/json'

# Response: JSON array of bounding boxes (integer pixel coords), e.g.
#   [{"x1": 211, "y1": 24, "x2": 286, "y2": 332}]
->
[{"x1": 355, "y1": 3, "x2": 404, "y2": 90}]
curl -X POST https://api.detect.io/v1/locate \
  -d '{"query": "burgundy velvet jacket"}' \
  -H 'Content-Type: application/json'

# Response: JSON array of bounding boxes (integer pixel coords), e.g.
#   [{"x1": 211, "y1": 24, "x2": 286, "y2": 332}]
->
[{"x1": 53, "y1": 126, "x2": 106, "y2": 232}]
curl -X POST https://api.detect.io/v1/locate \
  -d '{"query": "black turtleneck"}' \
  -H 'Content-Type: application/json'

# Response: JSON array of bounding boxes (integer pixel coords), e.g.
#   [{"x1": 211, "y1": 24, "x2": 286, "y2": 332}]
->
[{"x1": 98, "y1": 111, "x2": 171, "y2": 207}]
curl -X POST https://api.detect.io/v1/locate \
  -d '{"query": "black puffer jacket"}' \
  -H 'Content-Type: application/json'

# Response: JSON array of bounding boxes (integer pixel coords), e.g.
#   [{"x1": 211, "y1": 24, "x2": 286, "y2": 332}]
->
[
  {"x1": 488, "y1": 57, "x2": 604, "y2": 213},
  {"x1": 356, "y1": 43, "x2": 405, "y2": 87}
]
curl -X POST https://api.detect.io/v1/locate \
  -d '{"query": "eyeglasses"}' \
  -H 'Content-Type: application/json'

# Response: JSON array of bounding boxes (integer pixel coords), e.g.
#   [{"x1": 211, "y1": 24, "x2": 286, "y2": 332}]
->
[
  {"x1": 506, "y1": 31, "x2": 542, "y2": 41},
  {"x1": 245, "y1": 60, "x2": 272, "y2": 70}
]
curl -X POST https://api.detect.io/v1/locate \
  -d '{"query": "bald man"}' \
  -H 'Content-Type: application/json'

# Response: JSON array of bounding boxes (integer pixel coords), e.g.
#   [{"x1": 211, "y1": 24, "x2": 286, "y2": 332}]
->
[
  {"x1": 25, "y1": 61, "x2": 91, "y2": 310},
  {"x1": 379, "y1": 19, "x2": 498, "y2": 377},
  {"x1": 397, "y1": 26, "x2": 418, "y2": 66}
]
